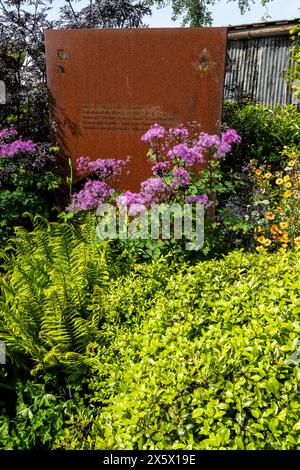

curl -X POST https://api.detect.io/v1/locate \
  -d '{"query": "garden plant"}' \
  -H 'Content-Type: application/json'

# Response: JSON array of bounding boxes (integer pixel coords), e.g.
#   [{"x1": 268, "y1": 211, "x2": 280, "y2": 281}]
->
[{"x1": 0, "y1": 20, "x2": 300, "y2": 448}]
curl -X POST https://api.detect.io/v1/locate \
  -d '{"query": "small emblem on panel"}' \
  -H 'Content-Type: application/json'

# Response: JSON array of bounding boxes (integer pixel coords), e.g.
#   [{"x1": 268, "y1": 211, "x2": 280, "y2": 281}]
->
[
  {"x1": 198, "y1": 49, "x2": 209, "y2": 73},
  {"x1": 56, "y1": 64, "x2": 65, "y2": 74},
  {"x1": 57, "y1": 49, "x2": 69, "y2": 60}
]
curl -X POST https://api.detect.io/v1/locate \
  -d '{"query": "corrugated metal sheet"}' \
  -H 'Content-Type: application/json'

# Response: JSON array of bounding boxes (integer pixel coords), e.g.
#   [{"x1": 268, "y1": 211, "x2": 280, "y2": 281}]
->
[{"x1": 225, "y1": 35, "x2": 298, "y2": 106}]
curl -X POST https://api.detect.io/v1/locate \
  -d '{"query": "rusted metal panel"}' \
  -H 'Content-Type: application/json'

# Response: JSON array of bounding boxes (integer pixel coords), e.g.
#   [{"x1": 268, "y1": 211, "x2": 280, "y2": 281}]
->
[
  {"x1": 45, "y1": 28, "x2": 227, "y2": 190},
  {"x1": 225, "y1": 34, "x2": 294, "y2": 107}
]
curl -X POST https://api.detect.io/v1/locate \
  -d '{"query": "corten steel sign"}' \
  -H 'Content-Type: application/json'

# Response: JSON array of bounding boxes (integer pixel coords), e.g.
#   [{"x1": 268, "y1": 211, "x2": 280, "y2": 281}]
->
[{"x1": 45, "y1": 28, "x2": 227, "y2": 190}]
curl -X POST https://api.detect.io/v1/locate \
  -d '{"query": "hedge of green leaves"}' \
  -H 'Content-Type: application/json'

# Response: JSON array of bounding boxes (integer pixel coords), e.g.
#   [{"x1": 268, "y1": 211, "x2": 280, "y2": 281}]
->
[
  {"x1": 57, "y1": 249, "x2": 300, "y2": 450},
  {"x1": 222, "y1": 102, "x2": 300, "y2": 172}
]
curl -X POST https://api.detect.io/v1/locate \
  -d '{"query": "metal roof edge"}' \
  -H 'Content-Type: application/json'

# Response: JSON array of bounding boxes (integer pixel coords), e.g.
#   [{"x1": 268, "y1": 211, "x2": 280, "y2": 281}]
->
[{"x1": 228, "y1": 17, "x2": 299, "y2": 40}]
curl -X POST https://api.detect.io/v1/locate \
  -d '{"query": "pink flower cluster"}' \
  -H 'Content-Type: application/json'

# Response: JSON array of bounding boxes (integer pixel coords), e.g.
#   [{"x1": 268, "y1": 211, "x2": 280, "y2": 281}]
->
[
  {"x1": 76, "y1": 156, "x2": 126, "y2": 180},
  {"x1": 0, "y1": 138, "x2": 37, "y2": 158},
  {"x1": 67, "y1": 123, "x2": 241, "y2": 214},
  {"x1": 185, "y1": 194, "x2": 209, "y2": 205},
  {"x1": 141, "y1": 123, "x2": 165, "y2": 142},
  {"x1": 0, "y1": 127, "x2": 37, "y2": 158},
  {"x1": 141, "y1": 124, "x2": 241, "y2": 165},
  {"x1": 68, "y1": 180, "x2": 114, "y2": 212},
  {"x1": 171, "y1": 167, "x2": 190, "y2": 188},
  {"x1": 152, "y1": 161, "x2": 170, "y2": 176},
  {"x1": 0, "y1": 128, "x2": 18, "y2": 140},
  {"x1": 116, "y1": 177, "x2": 171, "y2": 215},
  {"x1": 68, "y1": 156, "x2": 127, "y2": 212},
  {"x1": 113, "y1": 124, "x2": 241, "y2": 213},
  {"x1": 168, "y1": 143, "x2": 204, "y2": 166}
]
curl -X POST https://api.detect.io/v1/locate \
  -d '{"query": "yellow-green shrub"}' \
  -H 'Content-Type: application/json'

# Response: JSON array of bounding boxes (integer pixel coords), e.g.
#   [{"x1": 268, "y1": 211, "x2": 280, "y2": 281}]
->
[{"x1": 57, "y1": 250, "x2": 300, "y2": 450}]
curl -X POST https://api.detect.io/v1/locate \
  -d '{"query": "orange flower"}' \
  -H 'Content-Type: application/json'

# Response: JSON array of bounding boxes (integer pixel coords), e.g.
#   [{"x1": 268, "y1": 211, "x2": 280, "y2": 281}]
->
[
  {"x1": 266, "y1": 212, "x2": 275, "y2": 220},
  {"x1": 284, "y1": 190, "x2": 292, "y2": 198},
  {"x1": 263, "y1": 239, "x2": 272, "y2": 247},
  {"x1": 270, "y1": 224, "x2": 278, "y2": 234},
  {"x1": 278, "y1": 247, "x2": 286, "y2": 253},
  {"x1": 279, "y1": 222, "x2": 289, "y2": 229},
  {"x1": 256, "y1": 236, "x2": 267, "y2": 244},
  {"x1": 276, "y1": 206, "x2": 283, "y2": 212},
  {"x1": 255, "y1": 169, "x2": 262, "y2": 176},
  {"x1": 281, "y1": 243, "x2": 288, "y2": 249}
]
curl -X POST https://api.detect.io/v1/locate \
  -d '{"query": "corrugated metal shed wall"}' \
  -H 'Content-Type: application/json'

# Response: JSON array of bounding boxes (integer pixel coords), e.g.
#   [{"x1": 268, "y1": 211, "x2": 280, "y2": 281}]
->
[{"x1": 225, "y1": 35, "x2": 297, "y2": 106}]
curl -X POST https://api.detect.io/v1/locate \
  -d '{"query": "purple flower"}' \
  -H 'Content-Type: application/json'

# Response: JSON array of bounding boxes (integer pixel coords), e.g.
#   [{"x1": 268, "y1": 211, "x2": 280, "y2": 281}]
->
[
  {"x1": 116, "y1": 178, "x2": 171, "y2": 211},
  {"x1": 185, "y1": 194, "x2": 209, "y2": 206},
  {"x1": 128, "y1": 203, "x2": 148, "y2": 217},
  {"x1": 116, "y1": 191, "x2": 146, "y2": 208},
  {"x1": 197, "y1": 133, "x2": 220, "y2": 150},
  {"x1": 215, "y1": 130, "x2": 242, "y2": 158},
  {"x1": 168, "y1": 144, "x2": 204, "y2": 166},
  {"x1": 0, "y1": 128, "x2": 18, "y2": 141},
  {"x1": 141, "y1": 124, "x2": 165, "y2": 143},
  {"x1": 218, "y1": 141, "x2": 232, "y2": 156},
  {"x1": 90, "y1": 158, "x2": 126, "y2": 179},
  {"x1": 168, "y1": 127, "x2": 189, "y2": 138},
  {"x1": 67, "y1": 180, "x2": 114, "y2": 212},
  {"x1": 221, "y1": 129, "x2": 241, "y2": 145},
  {"x1": 0, "y1": 139, "x2": 37, "y2": 158},
  {"x1": 171, "y1": 167, "x2": 190, "y2": 188},
  {"x1": 76, "y1": 156, "x2": 126, "y2": 180},
  {"x1": 140, "y1": 177, "x2": 171, "y2": 205},
  {"x1": 76, "y1": 156, "x2": 91, "y2": 176},
  {"x1": 151, "y1": 161, "x2": 170, "y2": 176}
]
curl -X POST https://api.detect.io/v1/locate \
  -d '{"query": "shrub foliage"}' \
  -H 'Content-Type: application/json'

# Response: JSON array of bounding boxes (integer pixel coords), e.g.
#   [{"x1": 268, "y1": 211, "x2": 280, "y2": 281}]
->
[{"x1": 54, "y1": 248, "x2": 300, "y2": 449}]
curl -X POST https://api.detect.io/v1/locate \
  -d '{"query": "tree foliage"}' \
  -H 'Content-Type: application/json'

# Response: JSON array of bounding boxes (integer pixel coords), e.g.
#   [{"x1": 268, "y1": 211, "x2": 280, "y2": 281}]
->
[
  {"x1": 0, "y1": 0, "x2": 57, "y2": 140},
  {"x1": 60, "y1": 0, "x2": 151, "y2": 29},
  {"x1": 146, "y1": 0, "x2": 272, "y2": 27}
]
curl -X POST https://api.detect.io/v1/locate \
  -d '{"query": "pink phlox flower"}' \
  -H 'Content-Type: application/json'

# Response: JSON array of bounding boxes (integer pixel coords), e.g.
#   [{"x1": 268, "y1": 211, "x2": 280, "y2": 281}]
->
[
  {"x1": 76, "y1": 156, "x2": 126, "y2": 179},
  {"x1": 140, "y1": 177, "x2": 171, "y2": 205},
  {"x1": 168, "y1": 127, "x2": 189, "y2": 138},
  {"x1": 151, "y1": 161, "x2": 170, "y2": 176},
  {"x1": 141, "y1": 124, "x2": 165, "y2": 143},
  {"x1": 171, "y1": 167, "x2": 190, "y2": 188},
  {"x1": 198, "y1": 133, "x2": 220, "y2": 150},
  {"x1": 0, "y1": 139, "x2": 36, "y2": 157},
  {"x1": 185, "y1": 194, "x2": 209, "y2": 206},
  {"x1": 168, "y1": 144, "x2": 204, "y2": 166},
  {"x1": 0, "y1": 127, "x2": 18, "y2": 141},
  {"x1": 221, "y1": 129, "x2": 241, "y2": 145},
  {"x1": 116, "y1": 191, "x2": 146, "y2": 208},
  {"x1": 67, "y1": 180, "x2": 114, "y2": 212}
]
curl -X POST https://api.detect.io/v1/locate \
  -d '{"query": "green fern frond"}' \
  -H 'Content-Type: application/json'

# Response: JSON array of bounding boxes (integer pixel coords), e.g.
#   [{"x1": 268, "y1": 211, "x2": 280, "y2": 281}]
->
[{"x1": 0, "y1": 218, "x2": 110, "y2": 376}]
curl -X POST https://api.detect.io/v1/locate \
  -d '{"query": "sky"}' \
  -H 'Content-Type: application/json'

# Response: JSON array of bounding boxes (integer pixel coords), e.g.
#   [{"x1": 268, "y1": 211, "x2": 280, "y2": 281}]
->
[{"x1": 48, "y1": 0, "x2": 299, "y2": 26}]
